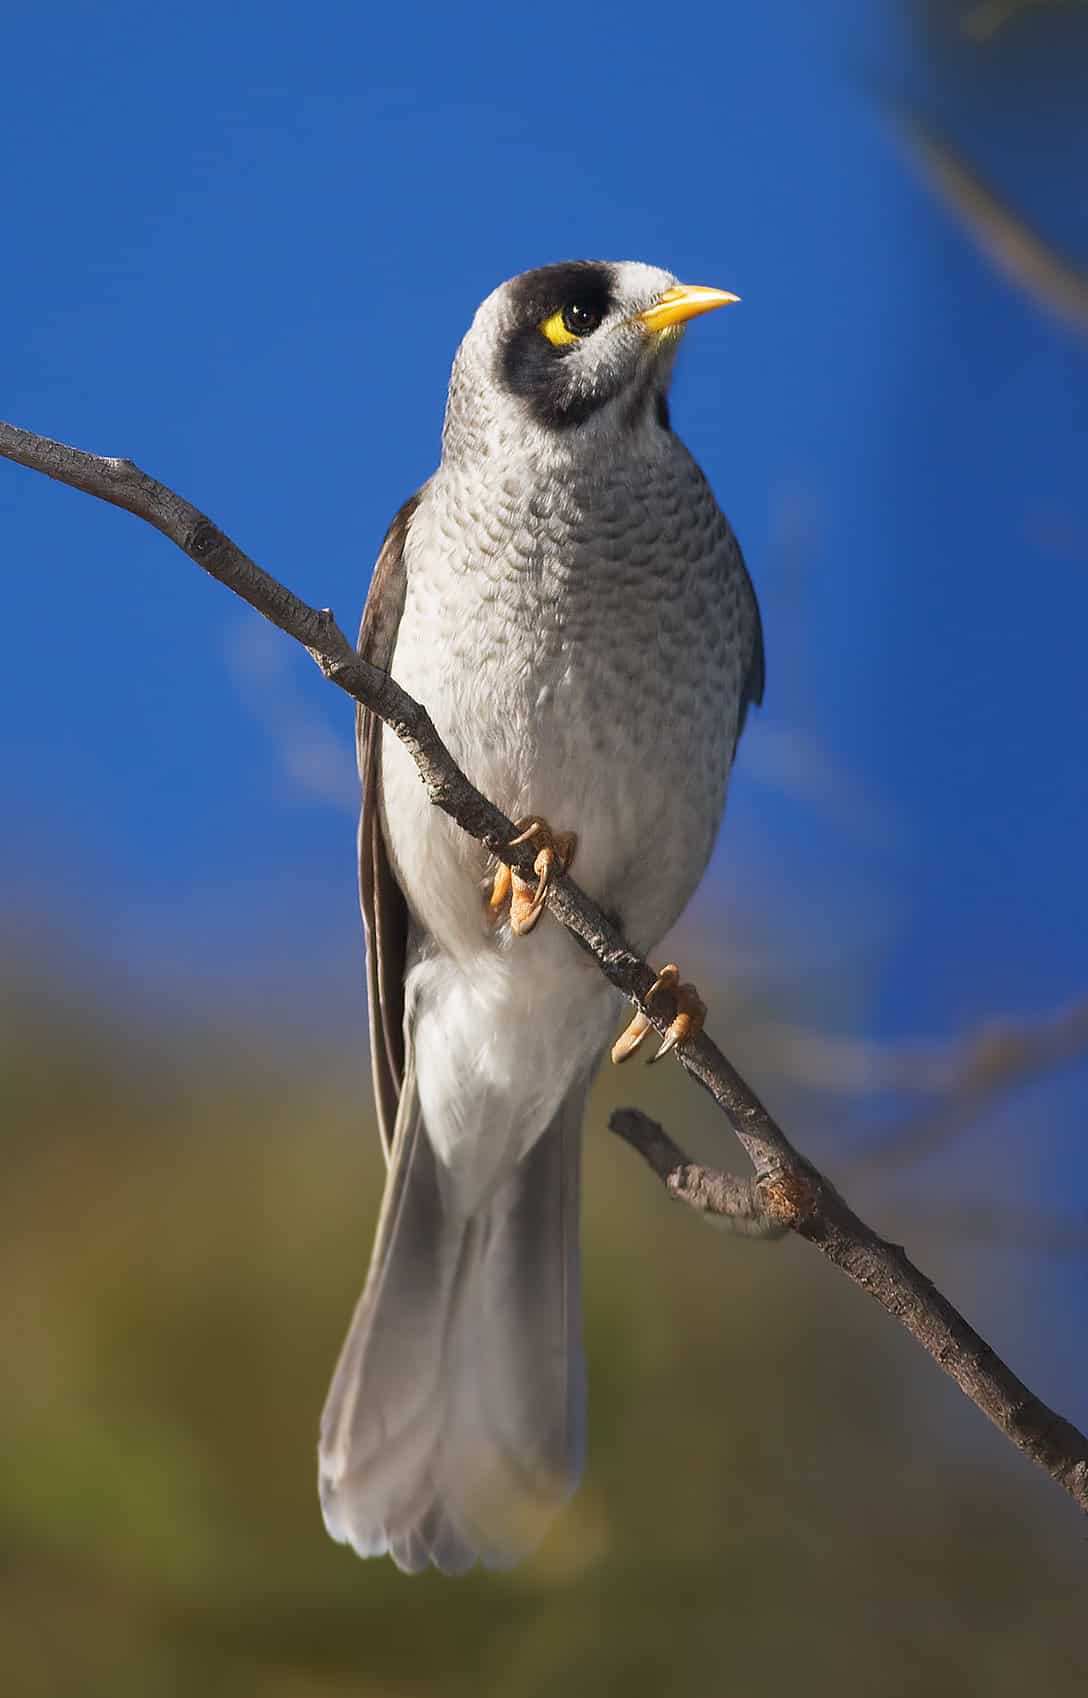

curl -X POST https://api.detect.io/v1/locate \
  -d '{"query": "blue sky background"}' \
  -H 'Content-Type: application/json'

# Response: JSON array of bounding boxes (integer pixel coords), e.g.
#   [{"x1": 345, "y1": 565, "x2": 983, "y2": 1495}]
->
[{"x1": 2, "y1": 4, "x2": 1086, "y2": 1401}]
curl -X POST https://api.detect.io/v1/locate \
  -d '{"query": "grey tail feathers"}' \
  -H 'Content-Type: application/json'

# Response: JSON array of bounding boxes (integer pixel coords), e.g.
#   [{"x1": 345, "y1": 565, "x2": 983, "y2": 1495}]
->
[{"x1": 318, "y1": 1060, "x2": 586, "y2": 1575}]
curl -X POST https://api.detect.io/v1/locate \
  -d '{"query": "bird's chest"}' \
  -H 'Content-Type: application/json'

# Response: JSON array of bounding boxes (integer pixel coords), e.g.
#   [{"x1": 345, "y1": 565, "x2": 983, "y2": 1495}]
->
[{"x1": 381, "y1": 470, "x2": 733, "y2": 958}]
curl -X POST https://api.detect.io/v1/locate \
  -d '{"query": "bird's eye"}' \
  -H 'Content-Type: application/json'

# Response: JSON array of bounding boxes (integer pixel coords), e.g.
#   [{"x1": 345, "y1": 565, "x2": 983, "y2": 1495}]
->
[
  {"x1": 562, "y1": 300, "x2": 603, "y2": 336},
  {"x1": 539, "y1": 299, "x2": 605, "y2": 346}
]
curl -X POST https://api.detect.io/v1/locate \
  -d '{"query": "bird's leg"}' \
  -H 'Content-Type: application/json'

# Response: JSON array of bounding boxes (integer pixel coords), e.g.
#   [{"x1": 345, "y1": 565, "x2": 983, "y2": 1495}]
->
[
  {"x1": 611, "y1": 964, "x2": 707, "y2": 1065},
  {"x1": 488, "y1": 817, "x2": 578, "y2": 937}
]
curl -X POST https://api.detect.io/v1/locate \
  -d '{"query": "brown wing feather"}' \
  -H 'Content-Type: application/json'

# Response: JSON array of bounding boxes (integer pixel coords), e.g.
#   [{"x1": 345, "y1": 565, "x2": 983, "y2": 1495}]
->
[{"x1": 357, "y1": 488, "x2": 425, "y2": 1159}]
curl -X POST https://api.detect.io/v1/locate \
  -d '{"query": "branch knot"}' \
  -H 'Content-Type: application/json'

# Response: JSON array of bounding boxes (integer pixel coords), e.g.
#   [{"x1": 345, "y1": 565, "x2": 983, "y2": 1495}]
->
[
  {"x1": 758, "y1": 1165, "x2": 824, "y2": 1228},
  {"x1": 187, "y1": 519, "x2": 223, "y2": 561}
]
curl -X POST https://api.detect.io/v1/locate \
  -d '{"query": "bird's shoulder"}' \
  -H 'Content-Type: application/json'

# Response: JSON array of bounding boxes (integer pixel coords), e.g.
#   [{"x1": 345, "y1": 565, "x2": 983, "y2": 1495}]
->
[
  {"x1": 734, "y1": 530, "x2": 765, "y2": 741},
  {"x1": 357, "y1": 483, "x2": 432, "y2": 673},
  {"x1": 671, "y1": 437, "x2": 765, "y2": 735}
]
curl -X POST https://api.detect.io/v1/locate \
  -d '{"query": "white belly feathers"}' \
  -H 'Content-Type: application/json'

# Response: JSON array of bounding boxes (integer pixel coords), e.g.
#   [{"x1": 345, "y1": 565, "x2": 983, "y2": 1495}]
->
[{"x1": 377, "y1": 449, "x2": 735, "y2": 1207}]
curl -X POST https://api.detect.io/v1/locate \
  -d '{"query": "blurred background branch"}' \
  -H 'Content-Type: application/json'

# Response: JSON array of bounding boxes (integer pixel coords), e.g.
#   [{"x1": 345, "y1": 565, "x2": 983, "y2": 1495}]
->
[
  {"x1": 961, "y1": 0, "x2": 1083, "y2": 43},
  {"x1": 852, "y1": 996, "x2": 1088, "y2": 1170},
  {"x1": 777, "y1": 995, "x2": 1088, "y2": 1172},
  {"x1": 778, "y1": 997, "x2": 1088, "y2": 1098},
  {"x1": 891, "y1": 103, "x2": 1088, "y2": 336},
  {"x1": 892, "y1": 1195, "x2": 1088, "y2": 1256}
]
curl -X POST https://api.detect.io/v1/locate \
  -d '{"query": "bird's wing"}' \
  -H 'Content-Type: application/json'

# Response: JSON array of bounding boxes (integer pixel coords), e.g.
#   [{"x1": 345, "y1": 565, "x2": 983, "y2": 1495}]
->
[
  {"x1": 734, "y1": 534, "x2": 765, "y2": 747},
  {"x1": 357, "y1": 488, "x2": 425, "y2": 1160}
]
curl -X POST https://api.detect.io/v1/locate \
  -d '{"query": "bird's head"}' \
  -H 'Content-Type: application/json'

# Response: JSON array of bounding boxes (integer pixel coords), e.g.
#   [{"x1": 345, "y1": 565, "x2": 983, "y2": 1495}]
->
[{"x1": 442, "y1": 260, "x2": 738, "y2": 461}]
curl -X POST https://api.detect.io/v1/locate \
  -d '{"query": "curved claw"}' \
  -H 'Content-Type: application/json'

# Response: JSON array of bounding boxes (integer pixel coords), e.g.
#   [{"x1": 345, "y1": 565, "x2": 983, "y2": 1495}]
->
[
  {"x1": 489, "y1": 818, "x2": 577, "y2": 937},
  {"x1": 610, "y1": 1008, "x2": 654, "y2": 1064},
  {"x1": 611, "y1": 965, "x2": 706, "y2": 1066},
  {"x1": 510, "y1": 852, "x2": 552, "y2": 936},
  {"x1": 488, "y1": 862, "x2": 512, "y2": 912},
  {"x1": 648, "y1": 987, "x2": 706, "y2": 1063},
  {"x1": 507, "y1": 819, "x2": 552, "y2": 850},
  {"x1": 611, "y1": 966, "x2": 679, "y2": 1065},
  {"x1": 649, "y1": 1029, "x2": 681, "y2": 1065}
]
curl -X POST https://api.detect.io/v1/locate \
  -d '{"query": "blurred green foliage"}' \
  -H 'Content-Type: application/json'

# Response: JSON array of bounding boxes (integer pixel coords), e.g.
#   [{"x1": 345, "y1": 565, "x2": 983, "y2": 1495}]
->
[{"x1": 2, "y1": 976, "x2": 1085, "y2": 1698}]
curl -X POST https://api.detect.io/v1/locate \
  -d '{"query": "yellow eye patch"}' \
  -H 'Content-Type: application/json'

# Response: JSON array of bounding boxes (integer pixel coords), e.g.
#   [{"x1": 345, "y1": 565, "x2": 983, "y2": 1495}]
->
[{"x1": 539, "y1": 308, "x2": 580, "y2": 347}]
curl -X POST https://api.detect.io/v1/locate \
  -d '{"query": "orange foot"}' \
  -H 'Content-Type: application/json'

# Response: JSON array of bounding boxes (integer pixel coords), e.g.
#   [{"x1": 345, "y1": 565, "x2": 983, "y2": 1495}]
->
[
  {"x1": 611, "y1": 964, "x2": 707, "y2": 1066},
  {"x1": 488, "y1": 817, "x2": 578, "y2": 938}
]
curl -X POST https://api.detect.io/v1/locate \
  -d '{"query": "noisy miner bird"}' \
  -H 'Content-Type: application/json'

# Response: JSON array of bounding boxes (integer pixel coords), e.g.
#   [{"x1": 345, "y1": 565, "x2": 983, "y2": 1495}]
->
[{"x1": 319, "y1": 260, "x2": 764, "y2": 1574}]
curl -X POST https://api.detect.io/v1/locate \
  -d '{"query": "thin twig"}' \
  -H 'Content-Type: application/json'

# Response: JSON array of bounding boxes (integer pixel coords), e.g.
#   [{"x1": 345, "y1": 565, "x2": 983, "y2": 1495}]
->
[
  {"x1": 609, "y1": 1109, "x2": 787, "y2": 1238},
  {"x1": 2, "y1": 416, "x2": 1086, "y2": 1517}
]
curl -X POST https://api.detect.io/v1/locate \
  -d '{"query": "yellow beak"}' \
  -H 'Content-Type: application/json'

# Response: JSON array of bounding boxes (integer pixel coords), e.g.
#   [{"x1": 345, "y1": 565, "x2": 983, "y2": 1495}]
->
[{"x1": 636, "y1": 283, "x2": 740, "y2": 333}]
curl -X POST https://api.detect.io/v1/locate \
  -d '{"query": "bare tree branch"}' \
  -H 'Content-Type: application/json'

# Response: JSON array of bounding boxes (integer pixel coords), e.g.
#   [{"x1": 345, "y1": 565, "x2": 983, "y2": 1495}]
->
[
  {"x1": 609, "y1": 1109, "x2": 788, "y2": 1239},
  {"x1": 2, "y1": 415, "x2": 1086, "y2": 1518},
  {"x1": 613, "y1": 1107, "x2": 1088, "y2": 1510}
]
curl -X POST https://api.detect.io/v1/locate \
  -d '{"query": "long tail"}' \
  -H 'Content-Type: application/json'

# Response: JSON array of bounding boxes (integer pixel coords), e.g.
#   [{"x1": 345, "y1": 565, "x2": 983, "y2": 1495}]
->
[{"x1": 318, "y1": 1059, "x2": 586, "y2": 1574}]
